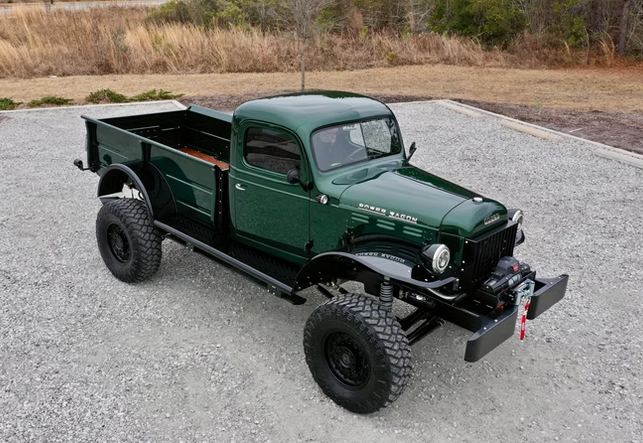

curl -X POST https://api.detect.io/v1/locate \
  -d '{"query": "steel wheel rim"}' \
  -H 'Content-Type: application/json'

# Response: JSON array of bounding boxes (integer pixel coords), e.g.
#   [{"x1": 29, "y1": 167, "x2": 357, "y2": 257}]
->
[
  {"x1": 107, "y1": 224, "x2": 131, "y2": 263},
  {"x1": 324, "y1": 331, "x2": 370, "y2": 388}
]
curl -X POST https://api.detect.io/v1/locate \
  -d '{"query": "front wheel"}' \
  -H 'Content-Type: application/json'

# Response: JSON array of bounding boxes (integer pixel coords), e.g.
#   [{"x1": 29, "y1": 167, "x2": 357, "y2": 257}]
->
[
  {"x1": 96, "y1": 198, "x2": 162, "y2": 283},
  {"x1": 303, "y1": 293, "x2": 412, "y2": 413}
]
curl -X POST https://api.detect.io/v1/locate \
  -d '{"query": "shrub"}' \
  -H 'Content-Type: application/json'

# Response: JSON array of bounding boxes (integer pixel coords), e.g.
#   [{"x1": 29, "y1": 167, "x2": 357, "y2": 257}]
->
[
  {"x1": 86, "y1": 89, "x2": 129, "y2": 104},
  {"x1": 565, "y1": 16, "x2": 588, "y2": 49},
  {"x1": 148, "y1": 1, "x2": 191, "y2": 24},
  {"x1": 130, "y1": 89, "x2": 184, "y2": 101},
  {"x1": 430, "y1": 0, "x2": 527, "y2": 48},
  {"x1": 28, "y1": 96, "x2": 74, "y2": 107},
  {"x1": 85, "y1": 89, "x2": 183, "y2": 104},
  {"x1": 0, "y1": 98, "x2": 21, "y2": 110}
]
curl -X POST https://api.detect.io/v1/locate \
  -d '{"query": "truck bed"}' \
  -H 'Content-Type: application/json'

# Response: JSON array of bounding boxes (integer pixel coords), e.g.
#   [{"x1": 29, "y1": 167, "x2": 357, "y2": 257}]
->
[
  {"x1": 83, "y1": 105, "x2": 233, "y2": 224},
  {"x1": 97, "y1": 104, "x2": 231, "y2": 166}
]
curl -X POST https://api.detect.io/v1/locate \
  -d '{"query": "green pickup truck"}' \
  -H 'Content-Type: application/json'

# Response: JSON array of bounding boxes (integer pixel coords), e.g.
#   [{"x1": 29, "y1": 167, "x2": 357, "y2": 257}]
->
[{"x1": 75, "y1": 92, "x2": 568, "y2": 413}]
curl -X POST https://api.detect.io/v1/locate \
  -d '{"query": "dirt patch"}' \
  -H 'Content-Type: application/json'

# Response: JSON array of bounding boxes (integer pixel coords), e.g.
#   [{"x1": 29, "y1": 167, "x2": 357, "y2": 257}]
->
[
  {"x1": 181, "y1": 93, "x2": 643, "y2": 156},
  {"x1": 457, "y1": 100, "x2": 643, "y2": 155},
  {"x1": 2, "y1": 65, "x2": 643, "y2": 113},
  {"x1": 0, "y1": 115, "x2": 9, "y2": 124},
  {"x1": 179, "y1": 93, "x2": 434, "y2": 113}
]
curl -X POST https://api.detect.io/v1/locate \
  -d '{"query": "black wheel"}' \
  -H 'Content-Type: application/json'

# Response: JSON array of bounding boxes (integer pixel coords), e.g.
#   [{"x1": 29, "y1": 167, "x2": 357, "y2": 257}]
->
[
  {"x1": 303, "y1": 293, "x2": 412, "y2": 413},
  {"x1": 96, "y1": 198, "x2": 162, "y2": 283}
]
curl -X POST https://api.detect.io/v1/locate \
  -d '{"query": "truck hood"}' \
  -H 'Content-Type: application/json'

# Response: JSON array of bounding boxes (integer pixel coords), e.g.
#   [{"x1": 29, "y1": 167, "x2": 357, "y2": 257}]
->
[{"x1": 338, "y1": 166, "x2": 506, "y2": 237}]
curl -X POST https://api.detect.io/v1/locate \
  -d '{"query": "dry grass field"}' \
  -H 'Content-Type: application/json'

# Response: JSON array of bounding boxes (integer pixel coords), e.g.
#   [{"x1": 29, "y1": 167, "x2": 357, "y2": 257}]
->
[{"x1": 0, "y1": 6, "x2": 624, "y2": 79}]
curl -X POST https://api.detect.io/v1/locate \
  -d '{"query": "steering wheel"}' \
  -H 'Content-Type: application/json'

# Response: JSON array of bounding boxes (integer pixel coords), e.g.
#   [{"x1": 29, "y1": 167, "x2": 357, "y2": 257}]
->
[
  {"x1": 345, "y1": 147, "x2": 366, "y2": 162},
  {"x1": 327, "y1": 145, "x2": 365, "y2": 169}
]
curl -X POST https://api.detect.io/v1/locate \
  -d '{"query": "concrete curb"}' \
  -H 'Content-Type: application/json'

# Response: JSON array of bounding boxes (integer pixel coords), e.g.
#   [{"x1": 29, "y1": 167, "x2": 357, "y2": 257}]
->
[
  {"x1": 0, "y1": 100, "x2": 185, "y2": 114},
  {"x1": 172, "y1": 100, "x2": 188, "y2": 109},
  {"x1": 434, "y1": 100, "x2": 483, "y2": 118},
  {"x1": 500, "y1": 120, "x2": 561, "y2": 140}
]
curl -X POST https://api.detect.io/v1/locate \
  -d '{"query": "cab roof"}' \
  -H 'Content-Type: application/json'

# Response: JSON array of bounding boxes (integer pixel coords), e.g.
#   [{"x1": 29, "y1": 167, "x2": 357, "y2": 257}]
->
[{"x1": 233, "y1": 91, "x2": 394, "y2": 135}]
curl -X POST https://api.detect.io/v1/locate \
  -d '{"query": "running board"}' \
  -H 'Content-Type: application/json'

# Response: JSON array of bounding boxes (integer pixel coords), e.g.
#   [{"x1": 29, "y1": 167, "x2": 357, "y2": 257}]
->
[{"x1": 155, "y1": 221, "x2": 306, "y2": 305}]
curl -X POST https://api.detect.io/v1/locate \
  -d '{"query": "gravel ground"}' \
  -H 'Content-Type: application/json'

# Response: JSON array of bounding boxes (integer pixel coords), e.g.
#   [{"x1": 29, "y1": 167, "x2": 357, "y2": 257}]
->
[{"x1": 1, "y1": 101, "x2": 642, "y2": 442}]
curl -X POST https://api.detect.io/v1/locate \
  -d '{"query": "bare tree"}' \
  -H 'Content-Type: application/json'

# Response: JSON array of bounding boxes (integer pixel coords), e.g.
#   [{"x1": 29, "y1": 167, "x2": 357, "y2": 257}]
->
[
  {"x1": 283, "y1": 0, "x2": 335, "y2": 90},
  {"x1": 407, "y1": 0, "x2": 434, "y2": 32},
  {"x1": 618, "y1": 0, "x2": 633, "y2": 55},
  {"x1": 626, "y1": 0, "x2": 643, "y2": 55}
]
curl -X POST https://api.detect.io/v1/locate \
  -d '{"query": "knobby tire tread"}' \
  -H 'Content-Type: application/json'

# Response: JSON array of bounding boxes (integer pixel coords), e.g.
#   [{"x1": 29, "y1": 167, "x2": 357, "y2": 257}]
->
[
  {"x1": 96, "y1": 198, "x2": 162, "y2": 283},
  {"x1": 303, "y1": 293, "x2": 412, "y2": 413}
]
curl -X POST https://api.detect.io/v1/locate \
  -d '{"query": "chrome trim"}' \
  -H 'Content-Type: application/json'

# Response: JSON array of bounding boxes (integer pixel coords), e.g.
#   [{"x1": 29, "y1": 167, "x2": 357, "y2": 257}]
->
[
  {"x1": 432, "y1": 244, "x2": 450, "y2": 274},
  {"x1": 511, "y1": 209, "x2": 523, "y2": 227},
  {"x1": 426, "y1": 287, "x2": 458, "y2": 301}
]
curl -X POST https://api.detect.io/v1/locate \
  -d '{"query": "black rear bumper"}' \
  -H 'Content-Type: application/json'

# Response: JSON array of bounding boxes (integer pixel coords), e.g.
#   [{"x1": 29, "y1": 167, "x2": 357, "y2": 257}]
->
[{"x1": 464, "y1": 274, "x2": 568, "y2": 362}]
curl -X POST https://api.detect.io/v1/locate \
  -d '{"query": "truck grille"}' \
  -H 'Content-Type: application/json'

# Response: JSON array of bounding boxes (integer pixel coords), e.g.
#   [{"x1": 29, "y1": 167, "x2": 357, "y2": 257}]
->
[{"x1": 460, "y1": 223, "x2": 518, "y2": 292}]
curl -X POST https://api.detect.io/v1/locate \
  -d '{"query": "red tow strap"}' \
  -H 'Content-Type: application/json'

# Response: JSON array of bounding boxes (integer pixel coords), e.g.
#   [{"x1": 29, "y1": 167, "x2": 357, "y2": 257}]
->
[{"x1": 520, "y1": 298, "x2": 531, "y2": 341}]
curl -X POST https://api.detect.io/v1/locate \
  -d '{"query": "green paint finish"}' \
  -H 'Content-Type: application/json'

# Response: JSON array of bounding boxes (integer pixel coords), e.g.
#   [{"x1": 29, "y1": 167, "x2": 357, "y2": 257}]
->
[
  {"x1": 97, "y1": 145, "x2": 130, "y2": 166},
  {"x1": 150, "y1": 149, "x2": 215, "y2": 224},
  {"x1": 95, "y1": 124, "x2": 143, "y2": 166},
  {"x1": 310, "y1": 201, "x2": 350, "y2": 253},
  {"x1": 188, "y1": 104, "x2": 233, "y2": 123},
  {"x1": 230, "y1": 120, "x2": 311, "y2": 257},
  {"x1": 233, "y1": 91, "x2": 392, "y2": 136},
  {"x1": 441, "y1": 198, "x2": 507, "y2": 238},
  {"x1": 339, "y1": 168, "x2": 467, "y2": 229}
]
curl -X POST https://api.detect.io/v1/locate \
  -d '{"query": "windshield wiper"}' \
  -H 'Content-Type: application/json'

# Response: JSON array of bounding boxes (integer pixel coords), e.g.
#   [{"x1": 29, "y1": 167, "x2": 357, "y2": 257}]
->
[{"x1": 367, "y1": 151, "x2": 386, "y2": 159}]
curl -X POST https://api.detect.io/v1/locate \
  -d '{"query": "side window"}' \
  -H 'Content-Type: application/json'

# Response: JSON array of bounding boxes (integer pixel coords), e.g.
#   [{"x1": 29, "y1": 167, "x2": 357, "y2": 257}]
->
[{"x1": 244, "y1": 127, "x2": 300, "y2": 175}]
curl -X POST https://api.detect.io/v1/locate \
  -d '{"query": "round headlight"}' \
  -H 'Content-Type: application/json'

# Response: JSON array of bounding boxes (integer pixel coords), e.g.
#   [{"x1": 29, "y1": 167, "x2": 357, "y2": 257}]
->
[
  {"x1": 420, "y1": 244, "x2": 451, "y2": 275},
  {"x1": 512, "y1": 210, "x2": 524, "y2": 231}
]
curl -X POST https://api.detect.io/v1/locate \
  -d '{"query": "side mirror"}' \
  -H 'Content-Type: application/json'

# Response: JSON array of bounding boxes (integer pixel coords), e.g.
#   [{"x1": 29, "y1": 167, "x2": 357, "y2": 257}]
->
[
  {"x1": 286, "y1": 168, "x2": 301, "y2": 185},
  {"x1": 407, "y1": 142, "x2": 417, "y2": 161}
]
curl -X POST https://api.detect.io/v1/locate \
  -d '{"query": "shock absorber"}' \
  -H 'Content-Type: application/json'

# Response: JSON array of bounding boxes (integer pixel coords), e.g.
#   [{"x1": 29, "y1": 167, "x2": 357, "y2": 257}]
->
[{"x1": 379, "y1": 277, "x2": 394, "y2": 312}]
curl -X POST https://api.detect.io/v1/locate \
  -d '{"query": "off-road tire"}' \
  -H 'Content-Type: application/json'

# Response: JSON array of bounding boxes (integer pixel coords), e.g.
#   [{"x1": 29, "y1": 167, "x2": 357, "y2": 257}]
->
[
  {"x1": 96, "y1": 198, "x2": 162, "y2": 283},
  {"x1": 303, "y1": 293, "x2": 412, "y2": 414}
]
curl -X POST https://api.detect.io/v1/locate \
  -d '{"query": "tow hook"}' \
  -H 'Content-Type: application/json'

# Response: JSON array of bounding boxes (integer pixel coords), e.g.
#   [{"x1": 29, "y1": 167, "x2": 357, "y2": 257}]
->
[{"x1": 512, "y1": 280, "x2": 535, "y2": 340}]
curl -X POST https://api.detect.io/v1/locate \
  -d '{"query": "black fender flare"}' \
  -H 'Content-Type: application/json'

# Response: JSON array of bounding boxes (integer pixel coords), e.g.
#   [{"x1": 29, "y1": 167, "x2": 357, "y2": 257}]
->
[
  {"x1": 295, "y1": 251, "x2": 455, "y2": 294},
  {"x1": 97, "y1": 163, "x2": 176, "y2": 220}
]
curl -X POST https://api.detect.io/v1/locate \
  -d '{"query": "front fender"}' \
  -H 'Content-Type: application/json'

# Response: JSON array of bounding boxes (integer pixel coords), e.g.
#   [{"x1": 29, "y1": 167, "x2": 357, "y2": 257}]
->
[{"x1": 295, "y1": 251, "x2": 454, "y2": 293}]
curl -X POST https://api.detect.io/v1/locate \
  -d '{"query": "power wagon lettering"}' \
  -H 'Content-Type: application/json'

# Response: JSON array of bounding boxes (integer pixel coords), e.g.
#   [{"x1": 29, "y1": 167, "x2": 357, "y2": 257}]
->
[
  {"x1": 358, "y1": 203, "x2": 418, "y2": 224},
  {"x1": 355, "y1": 251, "x2": 413, "y2": 265}
]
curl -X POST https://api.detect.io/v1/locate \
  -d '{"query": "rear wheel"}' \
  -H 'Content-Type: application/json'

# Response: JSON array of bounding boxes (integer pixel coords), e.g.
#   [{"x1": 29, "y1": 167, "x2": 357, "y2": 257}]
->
[
  {"x1": 303, "y1": 293, "x2": 412, "y2": 413},
  {"x1": 96, "y1": 198, "x2": 162, "y2": 283}
]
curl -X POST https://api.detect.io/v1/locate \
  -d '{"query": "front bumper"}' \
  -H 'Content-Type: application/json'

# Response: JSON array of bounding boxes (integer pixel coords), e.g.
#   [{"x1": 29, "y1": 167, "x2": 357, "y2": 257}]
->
[{"x1": 464, "y1": 274, "x2": 568, "y2": 362}]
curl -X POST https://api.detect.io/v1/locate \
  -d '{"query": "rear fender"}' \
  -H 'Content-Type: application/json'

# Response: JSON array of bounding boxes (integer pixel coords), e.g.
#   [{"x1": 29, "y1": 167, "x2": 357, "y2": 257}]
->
[{"x1": 97, "y1": 163, "x2": 176, "y2": 220}]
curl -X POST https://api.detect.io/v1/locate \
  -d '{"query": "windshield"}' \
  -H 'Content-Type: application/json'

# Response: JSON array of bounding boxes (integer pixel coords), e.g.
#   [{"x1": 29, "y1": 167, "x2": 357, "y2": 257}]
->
[{"x1": 311, "y1": 117, "x2": 402, "y2": 172}]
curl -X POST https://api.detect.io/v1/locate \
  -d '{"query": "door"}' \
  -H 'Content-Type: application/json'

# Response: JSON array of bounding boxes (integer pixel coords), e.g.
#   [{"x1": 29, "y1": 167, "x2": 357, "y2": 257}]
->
[{"x1": 232, "y1": 124, "x2": 311, "y2": 257}]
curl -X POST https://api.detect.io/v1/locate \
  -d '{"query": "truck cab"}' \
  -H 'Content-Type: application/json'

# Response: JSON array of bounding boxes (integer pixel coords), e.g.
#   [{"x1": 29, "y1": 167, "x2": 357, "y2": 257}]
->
[{"x1": 231, "y1": 92, "x2": 414, "y2": 261}]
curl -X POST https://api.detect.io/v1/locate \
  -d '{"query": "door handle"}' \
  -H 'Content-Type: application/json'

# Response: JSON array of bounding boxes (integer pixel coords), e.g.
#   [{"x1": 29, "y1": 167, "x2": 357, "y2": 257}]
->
[{"x1": 235, "y1": 183, "x2": 247, "y2": 191}]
